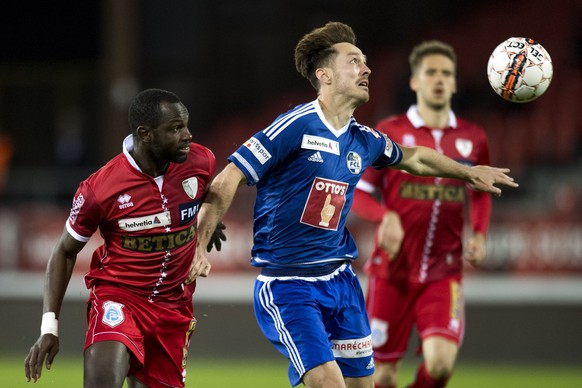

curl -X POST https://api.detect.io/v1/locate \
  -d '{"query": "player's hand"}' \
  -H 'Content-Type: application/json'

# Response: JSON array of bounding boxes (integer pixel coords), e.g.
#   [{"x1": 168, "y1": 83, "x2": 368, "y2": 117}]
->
[
  {"x1": 319, "y1": 194, "x2": 336, "y2": 227},
  {"x1": 24, "y1": 334, "x2": 59, "y2": 383},
  {"x1": 378, "y1": 210, "x2": 404, "y2": 260},
  {"x1": 468, "y1": 166, "x2": 519, "y2": 197},
  {"x1": 463, "y1": 233, "x2": 486, "y2": 267},
  {"x1": 206, "y1": 222, "x2": 227, "y2": 252},
  {"x1": 185, "y1": 249, "x2": 211, "y2": 284}
]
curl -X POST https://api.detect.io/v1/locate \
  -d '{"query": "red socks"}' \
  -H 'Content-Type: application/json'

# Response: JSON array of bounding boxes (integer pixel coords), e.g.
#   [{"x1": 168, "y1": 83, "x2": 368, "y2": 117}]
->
[{"x1": 408, "y1": 363, "x2": 450, "y2": 388}]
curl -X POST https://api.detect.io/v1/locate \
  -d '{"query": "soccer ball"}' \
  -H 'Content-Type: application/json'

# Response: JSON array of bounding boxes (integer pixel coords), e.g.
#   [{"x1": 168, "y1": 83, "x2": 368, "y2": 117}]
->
[{"x1": 487, "y1": 37, "x2": 553, "y2": 103}]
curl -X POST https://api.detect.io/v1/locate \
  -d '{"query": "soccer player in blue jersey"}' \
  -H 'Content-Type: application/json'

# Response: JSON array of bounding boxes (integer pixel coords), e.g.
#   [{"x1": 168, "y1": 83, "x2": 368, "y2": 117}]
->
[{"x1": 186, "y1": 22, "x2": 517, "y2": 388}]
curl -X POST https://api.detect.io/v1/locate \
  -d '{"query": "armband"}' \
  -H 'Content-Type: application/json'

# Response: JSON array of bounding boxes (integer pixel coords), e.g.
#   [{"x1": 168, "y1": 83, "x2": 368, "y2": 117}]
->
[{"x1": 41, "y1": 312, "x2": 59, "y2": 337}]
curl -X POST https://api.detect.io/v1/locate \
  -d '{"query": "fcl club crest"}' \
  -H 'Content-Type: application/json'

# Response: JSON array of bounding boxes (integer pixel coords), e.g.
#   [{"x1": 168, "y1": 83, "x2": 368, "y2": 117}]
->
[
  {"x1": 346, "y1": 151, "x2": 362, "y2": 174},
  {"x1": 102, "y1": 301, "x2": 125, "y2": 328},
  {"x1": 455, "y1": 138, "x2": 473, "y2": 158},
  {"x1": 182, "y1": 177, "x2": 198, "y2": 199}
]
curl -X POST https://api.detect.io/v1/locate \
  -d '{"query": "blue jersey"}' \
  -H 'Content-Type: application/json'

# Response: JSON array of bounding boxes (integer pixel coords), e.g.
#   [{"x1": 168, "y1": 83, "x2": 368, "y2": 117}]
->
[{"x1": 228, "y1": 100, "x2": 402, "y2": 270}]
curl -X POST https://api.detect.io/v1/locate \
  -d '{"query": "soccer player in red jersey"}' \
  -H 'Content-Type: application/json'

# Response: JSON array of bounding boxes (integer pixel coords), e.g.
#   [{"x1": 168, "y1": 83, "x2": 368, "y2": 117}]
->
[
  {"x1": 24, "y1": 89, "x2": 221, "y2": 388},
  {"x1": 352, "y1": 41, "x2": 491, "y2": 388}
]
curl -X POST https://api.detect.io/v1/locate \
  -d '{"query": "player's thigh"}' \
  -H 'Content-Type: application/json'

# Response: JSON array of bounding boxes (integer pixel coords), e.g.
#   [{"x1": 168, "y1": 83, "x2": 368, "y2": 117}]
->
[
  {"x1": 302, "y1": 360, "x2": 345, "y2": 388},
  {"x1": 367, "y1": 277, "x2": 415, "y2": 361},
  {"x1": 415, "y1": 276, "x2": 464, "y2": 345},
  {"x1": 325, "y1": 267, "x2": 374, "y2": 380},
  {"x1": 84, "y1": 340, "x2": 131, "y2": 383},
  {"x1": 254, "y1": 278, "x2": 336, "y2": 386},
  {"x1": 345, "y1": 374, "x2": 374, "y2": 388}
]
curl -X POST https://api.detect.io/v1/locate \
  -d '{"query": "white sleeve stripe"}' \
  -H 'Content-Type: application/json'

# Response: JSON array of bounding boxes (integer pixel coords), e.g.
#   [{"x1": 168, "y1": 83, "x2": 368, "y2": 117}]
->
[
  {"x1": 355, "y1": 179, "x2": 376, "y2": 193},
  {"x1": 65, "y1": 221, "x2": 91, "y2": 242},
  {"x1": 264, "y1": 103, "x2": 313, "y2": 137},
  {"x1": 267, "y1": 109, "x2": 316, "y2": 140},
  {"x1": 232, "y1": 152, "x2": 260, "y2": 183}
]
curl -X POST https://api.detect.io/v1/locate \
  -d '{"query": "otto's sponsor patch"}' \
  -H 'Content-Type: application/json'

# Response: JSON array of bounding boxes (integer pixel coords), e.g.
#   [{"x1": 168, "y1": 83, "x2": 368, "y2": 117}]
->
[
  {"x1": 300, "y1": 177, "x2": 348, "y2": 231},
  {"x1": 102, "y1": 301, "x2": 124, "y2": 328},
  {"x1": 118, "y1": 211, "x2": 171, "y2": 232},
  {"x1": 245, "y1": 137, "x2": 271, "y2": 165},
  {"x1": 331, "y1": 335, "x2": 373, "y2": 358},
  {"x1": 301, "y1": 135, "x2": 340, "y2": 155}
]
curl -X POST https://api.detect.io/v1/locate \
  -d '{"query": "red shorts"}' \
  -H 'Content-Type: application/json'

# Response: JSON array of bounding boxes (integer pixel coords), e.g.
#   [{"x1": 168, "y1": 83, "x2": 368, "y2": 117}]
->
[
  {"x1": 366, "y1": 275, "x2": 464, "y2": 363},
  {"x1": 85, "y1": 285, "x2": 196, "y2": 388}
]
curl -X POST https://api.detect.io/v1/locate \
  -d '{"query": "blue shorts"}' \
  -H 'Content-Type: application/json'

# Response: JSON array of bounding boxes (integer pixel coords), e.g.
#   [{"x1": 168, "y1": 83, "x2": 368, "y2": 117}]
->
[{"x1": 254, "y1": 263, "x2": 374, "y2": 386}]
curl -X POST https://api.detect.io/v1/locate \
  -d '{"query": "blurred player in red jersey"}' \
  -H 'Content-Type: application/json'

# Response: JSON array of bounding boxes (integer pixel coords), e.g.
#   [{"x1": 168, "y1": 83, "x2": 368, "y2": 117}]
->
[
  {"x1": 24, "y1": 89, "x2": 224, "y2": 388},
  {"x1": 352, "y1": 41, "x2": 491, "y2": 388}
]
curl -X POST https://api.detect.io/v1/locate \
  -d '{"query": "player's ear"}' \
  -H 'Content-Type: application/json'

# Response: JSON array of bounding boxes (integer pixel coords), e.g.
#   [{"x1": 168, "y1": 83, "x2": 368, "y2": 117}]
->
[
  {"x1": 136, "y1": 126, "x2": 152, "y2": 143},
  {"x1": 409, "y1": 75, "x2": 418, "y2": 92},
  {"x1": 316, "y1": 68, "x2": 331, "y2": 84}
]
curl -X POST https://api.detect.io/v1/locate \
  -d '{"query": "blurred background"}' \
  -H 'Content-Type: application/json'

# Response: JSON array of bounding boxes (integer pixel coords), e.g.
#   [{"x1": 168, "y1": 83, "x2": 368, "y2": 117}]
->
[{"x1": 0, "y1": 0, "x2": 580, "y2": 376}]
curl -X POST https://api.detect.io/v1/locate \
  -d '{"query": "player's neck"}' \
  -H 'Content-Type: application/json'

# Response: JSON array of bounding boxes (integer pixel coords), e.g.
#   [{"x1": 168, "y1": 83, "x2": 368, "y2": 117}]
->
[
  {"x1": 417, "y1": 103, "x2": 450, "y2": 129},
  {"x1": 130, "y1": 146, "x2": 169, "y2": 178},
  {"x1": 317, "y1": 95, "x2": 355, "y2": 130}
]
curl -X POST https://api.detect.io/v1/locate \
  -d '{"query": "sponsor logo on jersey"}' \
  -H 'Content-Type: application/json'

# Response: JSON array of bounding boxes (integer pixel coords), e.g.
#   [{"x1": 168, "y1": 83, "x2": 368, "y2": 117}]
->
[
  {"x1": 182, "y1": 177, "x2": 198, "y2": 199},
  {"x1": 301, "y1": 135, "x2": 340, "y2": 155},
  {"x1": 245, "y1": 137, "x2": 271, "y2": 165},
  {"x1": 118, "y1": 211, "x2": 172, "y2": 232},
  {"x1": 360, "y1": 125, "x2": 381, "y2": 139},
  {"x1": 346, "y1": 151, "x2": 362, "y2": 174},
  {"x1": 300, "y1": 177, "x2": 348, "y2": 231},
  {"x1": 449, "y1": 280, "x2": 463, "y2": 333},
  {"x1": 331, "y1": 335, "x2": 373, "y2": 358},
  {"x1": 179, "y1": 200, "x2": 201, "y2": 224},
  {"x1": 102, "y1": 301, "x2": 124, "y2": 328},
  {"x1": 121, "y1": 225, "x2": 196, "y2": 252},
  {"x1": 455, "y1": 138, "x2": 473, "y2": 158},
  {"x1": 402, "y1": 133, "x2": 416, "y2": 147},
  {"x1": 69, "y1": 193, "x2": 85, "y2": 225},
  {"x1": 117, "y1": 193, "x2": 134, "y2": 209},
  {"x1": 308, "y1": 151, "x2": 324, "y2": 163},
  {"x1": 400, "y1": 182, "x2": 465, "y2": 202},
  {"x1": 381, "y1": 134, "x2": 394, "y2": 157},
  {"x1": 370, "y1": 318, "x2": 389, "y2": 348}
]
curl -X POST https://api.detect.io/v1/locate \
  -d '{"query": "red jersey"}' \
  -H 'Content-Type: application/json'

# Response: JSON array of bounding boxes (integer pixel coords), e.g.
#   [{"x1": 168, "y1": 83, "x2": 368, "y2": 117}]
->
[
  {"x1": 354, "y1": 106, "x2": 491, "y2": 283},
  {"x1": 66, "y1": 136, "x2": 216, "y2": 306}
]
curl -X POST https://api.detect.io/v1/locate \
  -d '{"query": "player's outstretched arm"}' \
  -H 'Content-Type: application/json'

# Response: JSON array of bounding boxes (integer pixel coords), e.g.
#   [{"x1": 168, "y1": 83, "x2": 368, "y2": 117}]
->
[
  {"x1": 395, "y1": 145, "x2": 518, "y2": 196},
  {"x1": 186, "y1": 163, "x2": 247, "y2": 284},
  {"x1": 24, "y1": 230, "x2": 85, "y2": 383}
]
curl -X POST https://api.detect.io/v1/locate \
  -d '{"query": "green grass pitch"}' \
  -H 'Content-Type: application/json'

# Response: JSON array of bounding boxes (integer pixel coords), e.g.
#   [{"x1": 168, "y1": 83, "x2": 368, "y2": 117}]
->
[{"x1": 3, "y1": 355, "x2": 581, "y2": 387}]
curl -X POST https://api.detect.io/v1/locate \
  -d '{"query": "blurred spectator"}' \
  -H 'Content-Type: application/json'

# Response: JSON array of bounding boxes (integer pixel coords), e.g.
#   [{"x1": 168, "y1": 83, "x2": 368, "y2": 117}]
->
[{"x1": 0, "y1": 130, "x2": 13, "y2": 193}]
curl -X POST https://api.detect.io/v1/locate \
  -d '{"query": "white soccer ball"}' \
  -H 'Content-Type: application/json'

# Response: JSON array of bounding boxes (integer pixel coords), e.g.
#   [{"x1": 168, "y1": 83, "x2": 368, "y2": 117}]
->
[{"x1": 487, "y1": 37, "x2": 553, "y2": 103}]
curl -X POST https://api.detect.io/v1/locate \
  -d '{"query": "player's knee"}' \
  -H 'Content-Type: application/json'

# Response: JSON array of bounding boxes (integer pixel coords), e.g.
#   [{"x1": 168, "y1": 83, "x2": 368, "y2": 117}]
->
[
  {"x1": 374, "y1": 362, "x2": 398, "y2": 387},
  {"x1": 425, "y1": 358, "x2": 454, "y2": 380},
  {"x1": 84, "y1": 367, "x2": 127, "y2": 387}
]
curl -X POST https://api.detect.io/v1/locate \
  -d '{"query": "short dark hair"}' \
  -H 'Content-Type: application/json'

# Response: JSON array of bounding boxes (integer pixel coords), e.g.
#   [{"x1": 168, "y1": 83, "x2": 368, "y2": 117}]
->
[
  {"x1": 409, "y1": 40, "x2": 457, "y2": 76},
  {"x1": 128, "y1": 88, "x2": 182, "y2": 131},
  {"x1": 294, "y1": 22, "x2": 357, "y2": 90}
]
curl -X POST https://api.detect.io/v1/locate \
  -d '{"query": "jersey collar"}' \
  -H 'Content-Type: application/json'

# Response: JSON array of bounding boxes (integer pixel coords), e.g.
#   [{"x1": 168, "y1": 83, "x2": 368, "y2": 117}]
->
[
  {"x1": 406, "y1": 105, "x2": 457, "y2": 129},
  {"x1": 122, "y1": 134, "x2": 143, "y2": 172},
  {"x1": 313, "y1": 99, "x2": 351, "y2": 137}
]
